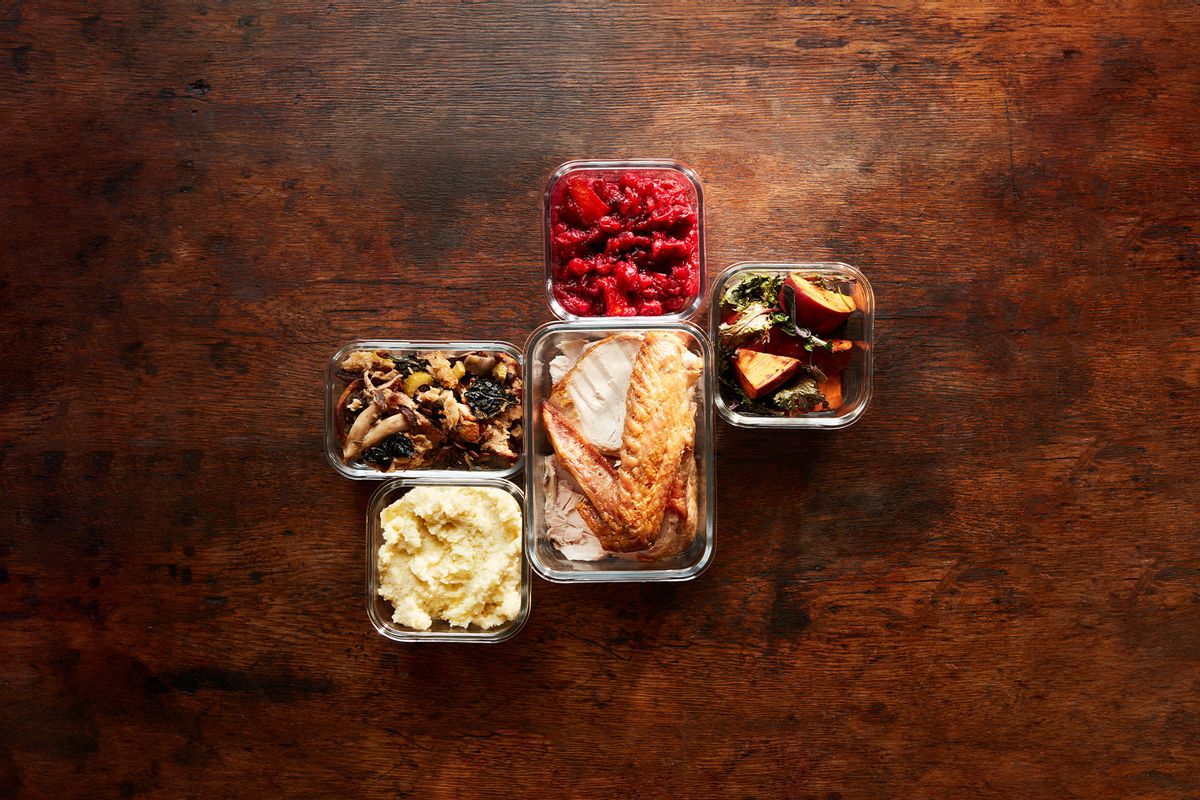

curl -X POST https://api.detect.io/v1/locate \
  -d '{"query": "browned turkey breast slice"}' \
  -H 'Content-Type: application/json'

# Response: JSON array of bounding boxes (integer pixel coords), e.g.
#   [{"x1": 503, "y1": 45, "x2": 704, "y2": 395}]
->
[
  {"x1": 541, "y1": 402, "x2": 624, "y2": 532},
  {"x1": 611, "y1": 332, "x2": 703, "y2": 547},
  {"x1": 634, "y1": 457, "x2": 699, "y2": 562}
]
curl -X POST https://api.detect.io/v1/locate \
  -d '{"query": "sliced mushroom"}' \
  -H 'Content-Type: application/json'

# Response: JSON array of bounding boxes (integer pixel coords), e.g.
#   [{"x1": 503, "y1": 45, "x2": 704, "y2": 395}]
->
[
  {"x1": 363, "y1": 371, "x2": 402, "y2": 410},
  {"x1": 464, "y1": 353, "x2": 497, "y2": 375},
  {"x1": 358, "y1": 412, "x2": 411, "y2": 452},
  {"x1": 395, "y1": 405, "x2": 420, "y2": 429},
  {"x1": 342, "y1": 403, "x2": 382, "y2": 461}
]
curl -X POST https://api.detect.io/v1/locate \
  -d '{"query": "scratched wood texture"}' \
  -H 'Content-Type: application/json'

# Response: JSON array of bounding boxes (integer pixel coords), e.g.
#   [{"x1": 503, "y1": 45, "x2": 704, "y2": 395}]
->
[{"x1": 2, "y1": 1, "x2": 1199, "y2": 798}]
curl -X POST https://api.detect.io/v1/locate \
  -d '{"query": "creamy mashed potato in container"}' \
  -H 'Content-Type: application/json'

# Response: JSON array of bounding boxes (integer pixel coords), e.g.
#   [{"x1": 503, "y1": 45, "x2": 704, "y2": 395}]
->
[{"x1": 377, "y1": 485, "x2": 522, "y2": 630}]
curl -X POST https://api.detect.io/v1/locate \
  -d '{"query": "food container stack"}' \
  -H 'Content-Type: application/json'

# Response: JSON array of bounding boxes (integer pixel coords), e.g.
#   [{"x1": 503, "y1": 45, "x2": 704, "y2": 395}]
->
[
  {"x1": 326, "y1": 159, "x2": 874, "y2": 641},
  {"x1": 526, "y1": 160, "x2": 716, "y2": 582},
  {"x1": 326, "y1": 341, "x2": 530, "y2": 641}
]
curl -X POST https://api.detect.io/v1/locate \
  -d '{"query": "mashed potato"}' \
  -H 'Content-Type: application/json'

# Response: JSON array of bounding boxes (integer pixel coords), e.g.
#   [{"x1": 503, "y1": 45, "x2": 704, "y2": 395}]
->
[{"x1": 377, "y1": 485, "x2": 522, "y2": 630}]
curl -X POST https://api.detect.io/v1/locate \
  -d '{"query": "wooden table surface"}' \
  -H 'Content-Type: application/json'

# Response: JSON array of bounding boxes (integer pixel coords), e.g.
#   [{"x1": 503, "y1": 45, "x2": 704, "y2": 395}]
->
[{"x1": 3, "y1": 2, "x2": 1198, "y2": 797}]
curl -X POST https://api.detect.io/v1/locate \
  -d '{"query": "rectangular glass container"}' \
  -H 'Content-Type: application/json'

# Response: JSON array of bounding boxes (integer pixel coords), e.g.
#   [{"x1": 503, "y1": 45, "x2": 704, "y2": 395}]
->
[
  {"x1": 366, "y1": 476, "x2": 530, "y2": 643},
  {"x1": 524, "y1": 319, "x2": 715, "y2": 582},
  {"x1": 711, "y1": 262, "x2": 874, "y2": 429},
  {"x1": 543, "y1": 159, "x2": 706, "y2": 322},
  {"x1": 325, "y1": 339, "x2": 524, "y2": 480}
]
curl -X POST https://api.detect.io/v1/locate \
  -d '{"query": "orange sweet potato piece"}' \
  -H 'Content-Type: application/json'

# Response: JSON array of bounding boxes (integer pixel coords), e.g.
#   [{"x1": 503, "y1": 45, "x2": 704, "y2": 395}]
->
[
  {"x1": 734, "y1": 349, "x2": 801, "y2": 400},
  {"x1": 779, "y1": 273, "x2": 856, "y2": 334},
  {"x1": 811, "y1": 339, "x2": 854, "y2": 377},
  {"x1": 817, "y1": 373, "x2": 843, "y2": 411}
]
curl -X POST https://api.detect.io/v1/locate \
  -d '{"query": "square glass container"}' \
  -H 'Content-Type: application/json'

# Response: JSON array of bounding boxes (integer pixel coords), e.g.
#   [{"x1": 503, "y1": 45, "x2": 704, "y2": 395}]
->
[
  {"x1": 524, "y1": 319, "x2": 715, "y2": 582},
  {"x1": 711, "y1": 262, "x2": 874, "y2": 429},
  {"x1": 366, "y1": 476, "x2": 530, "y2": 643},
  {"x1": 325, "y1": 340, "x2": 524, "y2": 480},
  {"x1": 543, "y1": 159, "x2": 706, "y2": 322}
]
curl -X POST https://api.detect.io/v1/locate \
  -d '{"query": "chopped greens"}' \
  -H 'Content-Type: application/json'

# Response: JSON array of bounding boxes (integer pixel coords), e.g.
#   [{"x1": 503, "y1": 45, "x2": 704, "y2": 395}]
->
[
  {"x1": 721, "y1": 273, "x2": 784, "y2": 311},
  {"x1": 718, "y1": 304, "x2": 777, "y2": 348},
  {"x1": 464, "y1": 376, "x2": 515, "y2": 419},
  {"x1": 718, "y1": 349, "x2": 828, "y2": 416},
  {"x1": 719, "y1": 302, "x2": 834, "y2": 355},
  {"x1": 392, "y1": 354, "x2": 430, "y2": 377},
  {"x1": 772, "y1": 379, "x2": 826, "y2": 414},
  {"x1": 385, "y1": 433, "x2": 416, "y2": 459}
]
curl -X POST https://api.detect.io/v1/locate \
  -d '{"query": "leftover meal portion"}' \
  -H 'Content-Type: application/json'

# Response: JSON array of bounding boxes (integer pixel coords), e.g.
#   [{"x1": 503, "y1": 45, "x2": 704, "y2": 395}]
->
[
  {"x1": 542, "y1": 331, "x2": 703, "y2": 563},
  {"x1": 377, "y1": 485, "x2": 522, "y2": 630},
  {"x1": 548, "y1": 170, "x2": 700, "y2": 317},
  {"x1": 336, "y1": 349, "x2": 522, "y2": 472},
  {"x1": 717, "y1": 271, "x2": 860, "y2": 416}
]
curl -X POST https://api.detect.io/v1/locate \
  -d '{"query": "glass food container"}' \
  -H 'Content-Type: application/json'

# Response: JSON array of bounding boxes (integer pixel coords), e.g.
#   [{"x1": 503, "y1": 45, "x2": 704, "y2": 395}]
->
[
  {"x1": 524, "y1": 319, "x2": 715, "y2": 582},
  {"x1": 365, "y1": 476, "x2": 531, "y2": 643},
  {"x1": 711, "y1": 262, "x2": 874, "y2": 429},
  {"x1": 543, "y1": 159, "x2": 706, "y2": 322},
  {"x1": 325, "y1": 340, "x2": 524, "y2": 480}
]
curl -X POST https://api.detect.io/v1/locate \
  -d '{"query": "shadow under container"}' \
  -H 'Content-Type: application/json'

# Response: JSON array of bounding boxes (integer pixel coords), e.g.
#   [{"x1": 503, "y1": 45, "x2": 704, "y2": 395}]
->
[
  {"x1": 365, "y1": 476, "x2": 531, "y2": 643},
  {"x1": 524, "y1": 319, "x2": 715, "y2": 582},
  {"x1": 325, "y1": 339, "x2": 525, "y2": 480},
  {"x1": 543, "y1": 159, "x2": 706, "y2": 322},
  {"x1": 711, "y1": 262, "x2": 874, "y2": 430}
]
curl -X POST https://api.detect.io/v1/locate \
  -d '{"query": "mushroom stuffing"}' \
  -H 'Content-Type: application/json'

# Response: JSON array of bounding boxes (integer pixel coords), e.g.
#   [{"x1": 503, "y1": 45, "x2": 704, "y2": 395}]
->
[{"x1": 335, "y1": 349, "x2": 522, "y2": 473}]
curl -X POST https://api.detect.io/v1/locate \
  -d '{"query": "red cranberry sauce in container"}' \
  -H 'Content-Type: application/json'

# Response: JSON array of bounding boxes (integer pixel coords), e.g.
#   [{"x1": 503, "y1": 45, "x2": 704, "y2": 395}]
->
[{"x1": 544, "y1": 160, "x2": 705, "y2": 319}]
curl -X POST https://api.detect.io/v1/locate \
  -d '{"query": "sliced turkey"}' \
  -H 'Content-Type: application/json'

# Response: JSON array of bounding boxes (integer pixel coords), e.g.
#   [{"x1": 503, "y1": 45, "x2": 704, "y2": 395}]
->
[{"x1": 547, "y1": 333, "x2": 642, "y2": 455}]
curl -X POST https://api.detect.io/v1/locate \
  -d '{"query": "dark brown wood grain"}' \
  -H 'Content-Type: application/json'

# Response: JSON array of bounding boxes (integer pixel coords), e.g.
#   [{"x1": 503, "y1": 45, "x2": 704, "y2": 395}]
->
[{"x1": 2, "y1": 1, "x2": 1198, "y2": 797}]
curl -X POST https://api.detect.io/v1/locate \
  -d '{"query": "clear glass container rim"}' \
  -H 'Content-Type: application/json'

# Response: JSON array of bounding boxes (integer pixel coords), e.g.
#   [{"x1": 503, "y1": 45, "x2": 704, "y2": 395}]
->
[
  {"x1": 711, "y1": 261, "x2": 874, "y2": 430},
  {"x1": 522, "y1": 318, "x2": 717, "y2": 582},
  {"x1": 325, "y1": 339, "x2": 526, "y2": 481},
  {"x1": 542, "y1": 158, "x2": 707, "y2": 323},
  {"x1": 365, "y1": 474, "x2": 531, "y2": 642}
]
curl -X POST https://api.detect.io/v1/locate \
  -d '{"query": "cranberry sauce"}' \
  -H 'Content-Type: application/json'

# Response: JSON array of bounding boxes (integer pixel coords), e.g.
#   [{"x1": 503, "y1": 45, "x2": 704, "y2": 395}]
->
[{"x1": 548, "y1": 169, "x2": 701, "y2": 317}]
